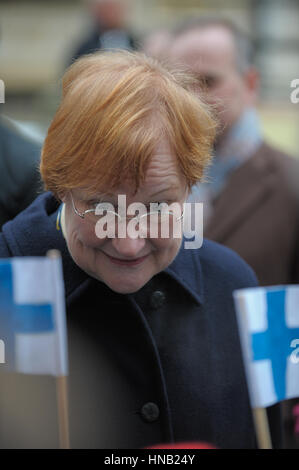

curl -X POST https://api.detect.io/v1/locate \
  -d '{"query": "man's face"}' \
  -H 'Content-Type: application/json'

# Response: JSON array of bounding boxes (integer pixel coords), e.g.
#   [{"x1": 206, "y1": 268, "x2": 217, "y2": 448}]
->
[
  {"x1": 170, "y1": 26, "x2": 255, "y2": 137},
  {"x1": 91, "y1": 0, "x2": 127, "y2": 30},
  {"x1": 62, "y1": 138, "x2": 188, "y2": 294}
]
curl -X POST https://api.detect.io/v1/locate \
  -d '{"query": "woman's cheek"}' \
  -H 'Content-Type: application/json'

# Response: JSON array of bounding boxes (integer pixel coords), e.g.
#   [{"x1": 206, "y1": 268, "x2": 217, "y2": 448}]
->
[{"x1": 71, "y1": 220, "x2": 103, "y2": 247}]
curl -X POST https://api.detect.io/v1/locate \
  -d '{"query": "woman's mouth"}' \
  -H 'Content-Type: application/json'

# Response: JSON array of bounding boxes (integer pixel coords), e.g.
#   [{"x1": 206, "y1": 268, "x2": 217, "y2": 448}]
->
[{"x1": 104, "y1": 253, "x2": 149, "y2": 267}]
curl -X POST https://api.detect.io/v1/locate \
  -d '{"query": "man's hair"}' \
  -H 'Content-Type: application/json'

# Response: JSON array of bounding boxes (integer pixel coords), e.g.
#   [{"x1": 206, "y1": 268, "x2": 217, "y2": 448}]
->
[
  {"x1": 173, "y1": 15, "x2": 255, "y2": 75},
  {"x1": 40, "y1": 50, "x2": 216, "y2": 198}
]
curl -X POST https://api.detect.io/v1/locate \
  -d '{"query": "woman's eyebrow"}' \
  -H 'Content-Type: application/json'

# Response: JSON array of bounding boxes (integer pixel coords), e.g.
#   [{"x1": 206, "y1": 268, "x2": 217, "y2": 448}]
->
[
  {"x1": 87, "y1": 193, "x2": 115, "y2": 201},
  {"x1": 149, "y1": 186, "x2": 179, "y2": 198},
  {"x1": 87, "y1": 187, "x2": 180, "y2": 202}
]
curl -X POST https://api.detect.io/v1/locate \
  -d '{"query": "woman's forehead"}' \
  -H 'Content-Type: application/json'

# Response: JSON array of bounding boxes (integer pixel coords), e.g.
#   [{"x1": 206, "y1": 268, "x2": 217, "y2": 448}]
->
[
  {"x1": 78, "y1": 140, "x2": 186, "y2": 199},
  {"x1": 120, "y1": 156, "x2": 183, "y2": 196},
  {"x1": 88, "y1": 177, "x2": 185, "y2": 201}
]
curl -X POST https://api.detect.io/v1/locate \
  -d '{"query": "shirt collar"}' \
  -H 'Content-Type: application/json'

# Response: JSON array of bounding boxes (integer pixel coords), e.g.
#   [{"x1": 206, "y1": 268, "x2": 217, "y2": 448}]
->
[
  {"x1": 56, "y1": 203, "x2": 66, "y2": 238},
  {"x1": 199, "y1": 108, "x2": 263, "y2": 199}
]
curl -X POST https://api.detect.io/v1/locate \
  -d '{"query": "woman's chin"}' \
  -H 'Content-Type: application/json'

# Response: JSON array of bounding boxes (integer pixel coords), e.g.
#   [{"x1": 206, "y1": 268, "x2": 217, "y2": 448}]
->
[
  {"x1": 105, "y1": 278, "x2": 147, "y2": 295},
  {"x1": 103, "y1": 276, "x2": 149, "y2": 294}
]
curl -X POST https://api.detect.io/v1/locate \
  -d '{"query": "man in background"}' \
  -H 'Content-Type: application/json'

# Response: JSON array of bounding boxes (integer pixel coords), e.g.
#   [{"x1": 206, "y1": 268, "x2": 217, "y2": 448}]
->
[
  {"x1": 170, "y1": 16, "x2": 299, "y2": 448},
  {"x1": 170, "y1": 16, "x2": 299, "y2": 287},
  {"x1": 0, "y1": 24, "x2": 42, "y2": 228},
  {"x1": 141, "y1": 28, "x2": 172, "y2": 61},
  {"x1": 0, "y1": 115, "x2": 42, "y2": 228},
  {"x1": 70, "y1": 0, "x2": 137, "y2": 64}
]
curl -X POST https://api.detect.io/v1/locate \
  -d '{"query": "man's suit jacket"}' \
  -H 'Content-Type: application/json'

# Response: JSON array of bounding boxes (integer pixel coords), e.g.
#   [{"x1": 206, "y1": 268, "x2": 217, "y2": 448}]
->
[{"x1": 205, "y1": 142, "x2": 299, "y2": 286}]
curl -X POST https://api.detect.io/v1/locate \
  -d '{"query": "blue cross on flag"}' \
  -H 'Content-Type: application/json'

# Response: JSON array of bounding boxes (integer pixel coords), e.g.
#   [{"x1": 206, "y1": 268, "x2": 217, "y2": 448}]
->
[
  {"x1": 0, "y1": 257, "x2": 68, "y2": 376},
  {"x1": 234, "y1": 286, "x2": 299, "y2": 408}
]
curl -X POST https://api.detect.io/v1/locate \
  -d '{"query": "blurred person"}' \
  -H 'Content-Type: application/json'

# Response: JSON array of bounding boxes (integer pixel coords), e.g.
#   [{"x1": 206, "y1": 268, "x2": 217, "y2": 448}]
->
[
  {"x1": 170, "y1": 16, "x2": 299, "y2": 287},
  {"x1": 141, "y1": 29, "x2": 173, "y2": 61},
  {"x1": 0, "y1": 114, "x2": 42, "y2": 229},
  {"x1": 170, "y1": 16, "x2": 299, "y2": 449},
  {"x1": 69, "y1": 0, "x2": 138, "y2": 64},
  {"x1": 0, "y1": 50, "x2": 281, "y2": 448}
]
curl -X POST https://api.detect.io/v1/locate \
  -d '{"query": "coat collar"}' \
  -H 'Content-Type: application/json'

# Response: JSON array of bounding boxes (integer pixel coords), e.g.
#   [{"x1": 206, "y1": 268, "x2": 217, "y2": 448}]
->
[
  {"x1": 2, "y1": 193, "x2": 89, "y2": 299},
  {"x1": 165, "y1": 242, "x2": 204, "y2": 305},
  {"x1": 205, "y1": 143, "x2": 278, "y2": 242}
]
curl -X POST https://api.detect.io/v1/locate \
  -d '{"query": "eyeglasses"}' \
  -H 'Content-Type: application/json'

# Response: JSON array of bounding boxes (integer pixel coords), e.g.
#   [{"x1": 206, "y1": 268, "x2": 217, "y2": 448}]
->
[{"x1": 70, "y1": 191, "x2": 184, "y2": 236}]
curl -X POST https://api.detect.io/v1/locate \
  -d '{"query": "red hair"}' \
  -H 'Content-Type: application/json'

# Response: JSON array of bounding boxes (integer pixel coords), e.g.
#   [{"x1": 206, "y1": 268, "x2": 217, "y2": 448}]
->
[{"x1": 40, "y1": 50, "x2": 216, "y2": 198}]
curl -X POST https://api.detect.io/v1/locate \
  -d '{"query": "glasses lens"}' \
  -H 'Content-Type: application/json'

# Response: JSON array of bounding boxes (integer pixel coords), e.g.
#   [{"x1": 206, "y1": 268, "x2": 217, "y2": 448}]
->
[
  {"x1": 138, "y1": 212, "x2": 181, "y2": 238},
  {"x1": 74, "y1": 197, "x2": 183, "y2": 239}
]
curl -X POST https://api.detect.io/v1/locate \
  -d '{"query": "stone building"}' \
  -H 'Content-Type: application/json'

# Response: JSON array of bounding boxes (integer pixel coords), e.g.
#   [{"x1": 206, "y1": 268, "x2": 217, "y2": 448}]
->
[{"x1": 0, "y1": 0, "x2": 298, "y2": 151}]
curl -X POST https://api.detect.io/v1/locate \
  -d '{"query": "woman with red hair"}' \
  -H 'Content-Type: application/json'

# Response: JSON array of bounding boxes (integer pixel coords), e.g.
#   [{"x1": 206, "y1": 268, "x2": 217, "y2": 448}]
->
[{"x1": 0, "y1": 51, "x2": 280, "y2": 449}]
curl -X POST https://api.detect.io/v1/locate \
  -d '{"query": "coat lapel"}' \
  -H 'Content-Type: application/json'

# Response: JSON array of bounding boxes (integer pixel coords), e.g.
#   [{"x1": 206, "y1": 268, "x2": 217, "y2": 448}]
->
[{"x1": 204, "y1": 144, "x2": 278, "y2": 242}]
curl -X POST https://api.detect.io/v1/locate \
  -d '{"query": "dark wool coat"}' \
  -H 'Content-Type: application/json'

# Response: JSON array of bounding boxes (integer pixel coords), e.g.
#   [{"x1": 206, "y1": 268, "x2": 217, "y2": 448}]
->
[
  {"x1": 205, "y1": 142, "x2": 299, "y2": 286},
  {"x1": 0, "y1": 117, "x2": 42, "y2": 229},
  {"x1": 0, "y1": 193, "x2": 281, "y2": 449}
]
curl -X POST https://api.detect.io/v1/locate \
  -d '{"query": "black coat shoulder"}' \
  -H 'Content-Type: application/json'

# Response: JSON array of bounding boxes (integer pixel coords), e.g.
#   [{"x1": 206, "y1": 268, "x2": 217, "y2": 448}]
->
[{"x1": 0, "y1": 117, "x2": 42, "y2": 227}]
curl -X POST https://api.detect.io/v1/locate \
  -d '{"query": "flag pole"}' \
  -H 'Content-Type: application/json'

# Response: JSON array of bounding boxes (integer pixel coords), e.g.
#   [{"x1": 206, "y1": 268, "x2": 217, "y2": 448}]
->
[
  {"x1": 47, "y1": 249, "x2": 70, "y2": 449},
  {"x1": 56, "y1": 375, "x2": 70, "y2": 449},
  {"x1": 233, "y1": 293, "x2": 273, "y2": 449},
  {"x1": 252, "y1": 407, "x2": 272, "y2": 449}
]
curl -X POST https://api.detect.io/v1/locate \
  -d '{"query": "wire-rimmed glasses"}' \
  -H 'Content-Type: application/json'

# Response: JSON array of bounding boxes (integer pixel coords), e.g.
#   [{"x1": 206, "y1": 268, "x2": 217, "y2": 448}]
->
[{"x1": 70, "y1": 191, "x2": 184, "y2": 238}]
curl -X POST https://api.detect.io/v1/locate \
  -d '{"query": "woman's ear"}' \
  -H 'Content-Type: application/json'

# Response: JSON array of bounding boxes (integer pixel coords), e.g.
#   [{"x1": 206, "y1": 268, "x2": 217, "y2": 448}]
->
[
  {"x1": 185, "y1": 185, "x2": 190, "y2": 201},
  {"x1": 57, "y1": 190, "x2": 67, "y2": 203}
]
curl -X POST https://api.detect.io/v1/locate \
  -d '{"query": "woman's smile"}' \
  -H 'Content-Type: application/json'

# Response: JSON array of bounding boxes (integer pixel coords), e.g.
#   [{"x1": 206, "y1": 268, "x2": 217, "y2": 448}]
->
[{"x1": 103, "y1": 252, "x2": 150, "y2": 267}]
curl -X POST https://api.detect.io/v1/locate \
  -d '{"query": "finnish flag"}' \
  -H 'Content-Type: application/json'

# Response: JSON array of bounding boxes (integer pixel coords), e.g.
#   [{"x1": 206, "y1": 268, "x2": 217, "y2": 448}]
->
[
  {"x1": 0, "y1": 256, "x2": 68, "y2": 376},
  {"x1": 234, "y1": 286, "x2": 299, "y2": 408}
]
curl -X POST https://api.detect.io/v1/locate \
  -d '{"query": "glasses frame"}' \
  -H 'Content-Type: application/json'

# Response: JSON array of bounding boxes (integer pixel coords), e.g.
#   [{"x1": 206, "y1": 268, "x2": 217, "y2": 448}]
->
[{"x1": 70, "y1": 191, "x2": 184, "y2": 223}]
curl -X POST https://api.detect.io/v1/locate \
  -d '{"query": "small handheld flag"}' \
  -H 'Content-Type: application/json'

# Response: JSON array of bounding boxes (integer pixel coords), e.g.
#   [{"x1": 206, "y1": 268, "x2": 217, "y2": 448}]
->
[
  {"x1": 0, "y1": 253, "x2": 70, "y2": 448},
  {"x1": 233, "y1": 285, "x2": 299, "y2": 409},
  {"x1": 0, "y1": 255, "x2": 68, "y2": 376}
]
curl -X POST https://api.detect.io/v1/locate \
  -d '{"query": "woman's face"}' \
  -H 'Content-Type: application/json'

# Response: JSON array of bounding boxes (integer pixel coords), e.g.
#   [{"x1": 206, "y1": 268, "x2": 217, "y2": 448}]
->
[{"x1": 62, "y1": 138, "x2": 188, "y2": 294}]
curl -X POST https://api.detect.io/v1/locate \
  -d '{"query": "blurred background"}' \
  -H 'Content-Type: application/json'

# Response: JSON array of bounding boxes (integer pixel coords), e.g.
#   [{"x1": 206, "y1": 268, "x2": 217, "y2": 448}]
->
[
  {"x1": 1, "y1": 0, "x2": 299, "y2": 450},
  {"x1": 0, "y1": 0, "x2": 299, "y2": 155}
]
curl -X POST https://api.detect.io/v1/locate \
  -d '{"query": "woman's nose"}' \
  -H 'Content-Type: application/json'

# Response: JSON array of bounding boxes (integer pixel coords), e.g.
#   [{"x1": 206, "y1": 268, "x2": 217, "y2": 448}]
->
[{"x1": 111, "y1": 236, "x2": 146, "y2": 258}]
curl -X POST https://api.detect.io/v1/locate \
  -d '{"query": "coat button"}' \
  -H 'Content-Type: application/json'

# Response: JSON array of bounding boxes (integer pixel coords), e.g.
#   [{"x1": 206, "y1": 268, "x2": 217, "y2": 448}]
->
[
  {"x1": 150, "y1": 290, "x2": 165, "y2": 309},
  {"x1": 140, "y1": 402, "x2": 160, "y2": 422}
]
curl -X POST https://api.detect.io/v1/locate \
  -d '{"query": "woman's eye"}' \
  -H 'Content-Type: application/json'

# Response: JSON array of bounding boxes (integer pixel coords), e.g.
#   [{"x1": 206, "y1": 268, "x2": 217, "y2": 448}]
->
[
  {"x1": 87, "y1": 201, "x2": 100, "y2": 210},
  {"x1": 148, "y1": 202, "x2": 167, "y2": 213},
  {"x1": 89, "y1": 201, "x2": 113, "y2": 211}
]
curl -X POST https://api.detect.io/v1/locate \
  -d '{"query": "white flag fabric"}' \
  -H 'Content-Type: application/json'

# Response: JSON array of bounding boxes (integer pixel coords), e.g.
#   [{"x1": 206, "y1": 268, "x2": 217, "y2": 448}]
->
[
  {"x1": 233, "y1": 285, "x2": 299, "y2": 408},
  {"x1": 0, "y1": 256, "x2": 68, "y2": 376}
]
